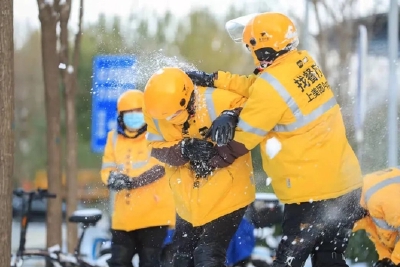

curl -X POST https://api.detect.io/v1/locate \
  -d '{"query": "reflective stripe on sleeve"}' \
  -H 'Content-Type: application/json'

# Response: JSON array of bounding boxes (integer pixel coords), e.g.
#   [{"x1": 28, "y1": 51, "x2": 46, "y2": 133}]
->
[
  {"x1": 204, "y1": 87, "x2": 217, "y2": 121},
  {"x1": 365, "y1": 175, "x2": 400, "y2": 232},
  {"x1": 146, "y1": 132, "x2": 164, "y2": 141},
  {"x1": 260, "y1": 72, "x2": 337, "y2": 133},
  {"x1": 101, "y1": 162, "x2": 117, "y2": 169},
  {"x1": 146, "y1": 119, "x2": 165, "y2": 141},
  {"x1": 237, "y1": 118, "x2": 268, "y2": 136}
]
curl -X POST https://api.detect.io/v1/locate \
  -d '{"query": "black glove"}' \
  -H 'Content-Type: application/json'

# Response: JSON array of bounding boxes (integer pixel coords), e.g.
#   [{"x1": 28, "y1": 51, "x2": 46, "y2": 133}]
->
[
  {"x1": 181, "y1": 138, "x2": 216, "y2": 161},
  {"x1": 205, "y1": 110, "x2": 239, "y2": 146},
  {"x1": 107, "y1": 171, "x2": 132, "y2": 191},
  {"x1": 190, "y1": 160, "x2": 216, "y2": 179},
  {"x1": 374, "y1": 258, "x2": 396, "y2": 267},
  {"x1": 185, "y1": 71, "x2": 216, "y2": 87}
]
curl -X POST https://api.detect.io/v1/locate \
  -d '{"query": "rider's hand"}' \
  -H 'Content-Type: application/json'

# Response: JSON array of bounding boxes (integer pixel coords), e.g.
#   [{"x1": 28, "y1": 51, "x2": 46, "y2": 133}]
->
[
  {"x1": 205, "y1": 110, "x2": 239, "y2": 146},
  {"x1": 185, "y1": 71, "x2": 216, "y2": 87},
  {"x1": 107, "y1": 171, "x2": 132, "y2": 191},
  {"x1": 180, "y1": 138, "x2": 216, "y2": 161}
]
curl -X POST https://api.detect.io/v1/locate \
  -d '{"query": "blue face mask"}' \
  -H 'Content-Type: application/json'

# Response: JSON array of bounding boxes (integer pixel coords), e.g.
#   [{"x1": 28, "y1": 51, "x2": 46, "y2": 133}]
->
[{"x1": 123, "y1": 112, "x2": 145, "y2": 130}]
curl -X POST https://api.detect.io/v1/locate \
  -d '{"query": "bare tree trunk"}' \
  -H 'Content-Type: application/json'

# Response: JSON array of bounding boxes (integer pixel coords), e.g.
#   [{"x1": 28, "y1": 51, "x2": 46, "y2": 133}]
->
[
  {"x1": 59, "y1": 0, "x2": 77, "y2": 253},
  {"x1": 0, "y1": 0, "x2": 14, "y2": 265},
  {"x1": 37, "y1": 0, "x2": 63, "y2": 250},
  {"x1": 59, "y1": 0, "x2": 83, "y2": 253}
]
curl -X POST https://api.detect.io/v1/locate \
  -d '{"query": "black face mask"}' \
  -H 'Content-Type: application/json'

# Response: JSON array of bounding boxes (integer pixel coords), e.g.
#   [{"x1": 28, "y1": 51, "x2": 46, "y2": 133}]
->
[{"x1": 254, "y1": 47, "x2": 290, "y2": 64}]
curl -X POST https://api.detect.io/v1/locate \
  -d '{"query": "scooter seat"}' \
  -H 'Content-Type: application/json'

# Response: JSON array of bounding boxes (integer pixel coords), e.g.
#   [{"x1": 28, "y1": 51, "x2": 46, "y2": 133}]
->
[{"x1": 69, "y1": 208, "x2": 102, "y2": 225}]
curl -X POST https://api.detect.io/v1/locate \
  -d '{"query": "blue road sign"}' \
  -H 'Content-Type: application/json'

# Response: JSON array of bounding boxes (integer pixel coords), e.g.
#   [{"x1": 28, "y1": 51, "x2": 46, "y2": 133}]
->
[{"x1": 91, "y1": 55, "x2": 136, "y2": 153}]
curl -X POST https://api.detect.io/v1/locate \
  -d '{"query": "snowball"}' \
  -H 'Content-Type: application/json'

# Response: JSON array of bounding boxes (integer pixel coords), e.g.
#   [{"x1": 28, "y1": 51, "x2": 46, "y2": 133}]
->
[
  {"x1": 59, "y1": 63, "x2": 67, "y2": 69},
  {"x1": 266, "y1": 177, "x2": 272, "y2": 186},
  {"x1": 265, "y1": 137, "x2": 282, "y2": 159}
]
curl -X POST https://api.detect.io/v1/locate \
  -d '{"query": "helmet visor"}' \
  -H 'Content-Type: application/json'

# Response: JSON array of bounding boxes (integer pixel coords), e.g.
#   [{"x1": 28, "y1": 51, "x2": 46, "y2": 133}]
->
[{"x1": 225, "y1": 13, "x2": 260, "y2": 43}]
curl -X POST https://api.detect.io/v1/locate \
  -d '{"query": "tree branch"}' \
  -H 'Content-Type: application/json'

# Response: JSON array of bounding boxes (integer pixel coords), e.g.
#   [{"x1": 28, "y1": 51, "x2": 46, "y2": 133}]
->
[
  {"x1": 319, "y1": 0, "x2": 340, "y2": 24},
  {"x1": 58, "y1": 0, "x2": 71, "y2": 83},
  {"x1": 72, "y1": 0, "x2": 84, "y2": 69},
  {"x1": 311, "y1": 0, "x2": 328, "y2": 75},
  {"x1": 36, "y1": 0, "x2": 45, "y2": 9},
  {"x1": 53, "y1": 0, "x2": 61, "y2": 13}
]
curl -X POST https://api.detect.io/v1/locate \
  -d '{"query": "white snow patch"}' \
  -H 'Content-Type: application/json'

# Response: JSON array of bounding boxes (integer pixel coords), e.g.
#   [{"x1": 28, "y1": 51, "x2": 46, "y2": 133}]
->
[
  {"x1": 265, "y1": 137, "x2": 282, "y2": 159},
  {"x1": 285, "y1": 25, "x2": 298, "y2": 39},
  {"x1": 48, "y1": 244, "x2": 61, "y2": 253},
  {"x1": 155, "y1": 69, "x2": 164, "y2": 75},
  {"x1": 67, "y1": 65, "x2": 74, "y2": 74},
  {"x1": 255, "y1": 192, "x2": 278, "y2": 201},
  {"x1": 59, "y1": 63, "x2": 67, "y2": 69},
  {"x1": 72, "y1": 208, "x2": 102, "y2": 217}
]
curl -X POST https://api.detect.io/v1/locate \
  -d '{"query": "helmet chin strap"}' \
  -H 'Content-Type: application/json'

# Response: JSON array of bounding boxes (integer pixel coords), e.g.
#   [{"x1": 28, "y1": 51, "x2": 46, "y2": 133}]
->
[
  {"x1": 253, "y1": 66, "x2": 264, "y2": 75},
  {"x1": 254, "y1": 43, "x2": 294, "y2": 70},
  {"x1": 123, "y1": 124, "x2": 147, "y2": 139}
]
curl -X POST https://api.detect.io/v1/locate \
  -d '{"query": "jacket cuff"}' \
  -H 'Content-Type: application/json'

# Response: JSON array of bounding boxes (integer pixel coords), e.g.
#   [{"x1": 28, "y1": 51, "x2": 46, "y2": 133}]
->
[
  {"x1": 151, "y1": 142, "x2": 189, "y2": 166},
  {"x1": 209, "y1": 140, "x2": 249, "y2": 169},
  {"x1": 130, "y1": 165, "x2": 166, "y2": 189}
]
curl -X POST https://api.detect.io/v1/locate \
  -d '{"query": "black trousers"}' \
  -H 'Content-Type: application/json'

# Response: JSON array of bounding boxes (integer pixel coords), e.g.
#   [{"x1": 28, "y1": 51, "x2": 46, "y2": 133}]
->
[
  {"x1": 273, "y1": 188, "x2": 364, "y2": 267},
  {"x1": 171, "y1": 207, "x2": 247, "y2": 267},
  {"x1": 107, "y1": 226, "x2": 168, "y2": 267}
]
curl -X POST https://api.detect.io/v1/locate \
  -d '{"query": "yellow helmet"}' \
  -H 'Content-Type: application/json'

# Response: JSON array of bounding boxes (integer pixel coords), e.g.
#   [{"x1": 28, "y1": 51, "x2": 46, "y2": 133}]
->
[
  {"x1": 144, "y1": 67, "x2": 194, "y2": 121},
  {"x1": 117, "y1": 90, "x2": 144, "y2": 113},
  {"x1": 242, "y1": 12, "x2": 299, "y2": 67}
]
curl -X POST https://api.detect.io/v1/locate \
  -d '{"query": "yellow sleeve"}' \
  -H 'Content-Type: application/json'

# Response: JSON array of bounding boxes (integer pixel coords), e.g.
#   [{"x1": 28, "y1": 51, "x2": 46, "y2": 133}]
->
[
  {"x1": 391, "y1": 241, "x2": 400, "y2": 264},
  {"x1": 100, "y1": 131, "x2": 117, "y2": 185},
  {"x1": 213, "y1": 71, "x2": 257, "y2": 98},
  {"x1": 144, "y1": 110, "x2": 179, "y2": 148},
  {"x1": 354, "y1": 217, "x2": 392, "y2": 260},
  {"x1": 234, "y1": 78, "x2": 288, "y2": 150},
  {"x1": 382, "y1": 203, "x2": 400, "y2": 264},
  {"x1": 144, "y1": 110, "x2": 188, "y2": 166}
]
